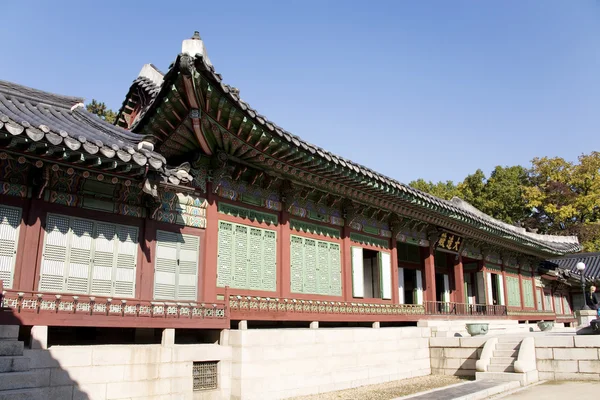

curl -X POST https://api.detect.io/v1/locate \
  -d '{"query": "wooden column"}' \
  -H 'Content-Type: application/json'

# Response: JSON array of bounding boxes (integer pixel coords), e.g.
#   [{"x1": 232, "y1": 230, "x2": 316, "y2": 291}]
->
[
  {"x1": 518, "y1": 267, "x2": 526, "y2": 310},
  {"x1": 17, "y1": 198, "x2": 46, "y2": 291},
  {"x1": 342, "y1": 225, "x2": 353, "y2": 302},
  {"x1": 477, "y1": 259, "x2": 485, "y2": 304},
  {"x1": 390, "y1": 238, "x2": 399, "y2": 304},
  {"x1": 501, "y1": 261, "x2": 509, "y2": 307},
  {"x1": 279, "y1": 209, "x2": 291, "y2": 299},
  {"x1": 202, "y1": 183, "x2": 219, "y2": 303},
  {"x1": 138, "y1": 218, "x2": 155, "y2": 300},
  {"x1": 423, "y1": 244, "x2": 436, "y2": 303},
  {"x1": 453, "y1": 255, "x2": 465, "y2": 304}
]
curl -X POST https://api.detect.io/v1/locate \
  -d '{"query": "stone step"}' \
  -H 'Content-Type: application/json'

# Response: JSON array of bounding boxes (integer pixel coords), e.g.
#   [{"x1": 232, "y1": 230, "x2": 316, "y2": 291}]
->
[
  {"x1": 497, "y1": 337, "x2": 525, "y2": 344},
  {"x1": 494, "y1": 349, "x2": 518, "y2": 358},
  {"x1": 476, "y1": 370, "x2": 539, "y2": 386},
  {"x1": 488, "y1": 363, "x2": 515, "y2": 373},
  {"x1": 0, "y1": 388, "x2": 44, "y2": 400},
  {"x1": 0, "y1": 326, "x2": 19, "y2": 341},
  {"x1": 490, "y1": 357, "x2": 516, "y2": 365},
  {"x1": 0, "y1": 356, "x2": 29, "y2": 373},
  {"x1": 496, "y1": 343, "x2": 520, "y2": 351},
  {"x1": 0, "y1": 371, "x2": 48, "y2": 392},
  {"x1": 0, "y1": 342, "x2": 23, "y2": 357}
]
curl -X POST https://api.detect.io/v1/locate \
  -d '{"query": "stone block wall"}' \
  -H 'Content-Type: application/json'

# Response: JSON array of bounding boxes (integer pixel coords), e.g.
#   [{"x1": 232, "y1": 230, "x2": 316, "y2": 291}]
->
[
  {"x1": 431, "y1": 333, "x2": 600, "y2": 381},
  {"x1": 418, "y1": 320, "x2": 571, "y2": 338},
  {"x1": 535, "y1": 336, "x2": 600, "y2": 381},
  {"x1": 227, "y1": 327, "x2": 432, "y2": 400},
  {"x1": 429, "y1": 337, "x2": 486, "y2": 376},
  {"x1": 24, "y1": 343, "x2": 232, "y2": 400}
]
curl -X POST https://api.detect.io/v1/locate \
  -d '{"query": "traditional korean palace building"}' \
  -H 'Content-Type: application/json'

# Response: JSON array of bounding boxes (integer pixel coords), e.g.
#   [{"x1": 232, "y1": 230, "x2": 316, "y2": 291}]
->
[{"x1": 0, "y1": 32, "x2": 584, "y2": 338}]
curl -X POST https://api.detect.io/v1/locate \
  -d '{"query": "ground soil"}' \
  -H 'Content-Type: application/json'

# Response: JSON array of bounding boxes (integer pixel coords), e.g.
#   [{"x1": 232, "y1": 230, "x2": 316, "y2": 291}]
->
[{"x1": 287, "y1": 375, "x2": 471, "y2": 400}]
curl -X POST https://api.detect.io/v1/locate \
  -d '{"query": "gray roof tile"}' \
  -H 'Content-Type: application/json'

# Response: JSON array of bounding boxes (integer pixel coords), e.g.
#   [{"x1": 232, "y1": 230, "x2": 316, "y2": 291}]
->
[
  {"x1": 0, "y1": 80, "x2": 165, "y2": 169},
  {"x1": 550, "y1": 253, "x2": 600, "y2": 280}
]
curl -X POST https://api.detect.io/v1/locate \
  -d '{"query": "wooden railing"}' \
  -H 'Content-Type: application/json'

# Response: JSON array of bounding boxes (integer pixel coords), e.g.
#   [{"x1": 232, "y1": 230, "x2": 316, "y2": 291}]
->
[
  {"x1": 0, "y1": 280, "x2": 229, "y2": 329},
  {"x1": 424, "y1": 301, "x2": 507, "y2": 317},
  {"x1": 228, "y1": 295, "x2": 426, "y2": 321}
]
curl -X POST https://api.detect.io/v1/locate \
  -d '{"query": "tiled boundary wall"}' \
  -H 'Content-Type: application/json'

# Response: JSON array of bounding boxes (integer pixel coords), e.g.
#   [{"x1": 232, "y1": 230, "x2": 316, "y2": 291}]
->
[
  {"x1": 430, "y1": 335, "x2": 600, "y2": 380},
  {"x1": 225, "y1": 327, "x2": 432, "y2": 400},
  {"x1": 24, "y1": 343, "x2": 232, "y2": 400}
]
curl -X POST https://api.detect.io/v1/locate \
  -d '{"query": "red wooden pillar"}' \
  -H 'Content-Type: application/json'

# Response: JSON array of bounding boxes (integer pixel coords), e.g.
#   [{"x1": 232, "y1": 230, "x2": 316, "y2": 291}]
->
[
  {"x1": 423, "y1": 244, "x2": 436, "y2": 303},
  {"x1": 202, "y1": 183, "x2": 219, "y2": 303},
  {"x1": 453, "y1": 255, "x2": 465, "y2": 304},
  {"x1": 139, "y1": 218, "x2": 155, "y2": 300},
  {"x1": 279, "y1": 210, "x2": 291, "y2": 299},
  {"x1": 518, "y1": 268, "x2": 526, "y2": 310},
  {"x1": 342, "y1": 225, "x2": 353, "y2": 302},
  {"x1": 390, "y1": 237, "x2": 399, "y2": 304},
  {"x1": 501, "y1": 262, "x2": 509, "y2": 307},
  {"x1": 477, "y1": 259, "x2": 485, "y2": 304},
  {"x1": 17, "y1": 198, "x2": 46, "y2": 291}
]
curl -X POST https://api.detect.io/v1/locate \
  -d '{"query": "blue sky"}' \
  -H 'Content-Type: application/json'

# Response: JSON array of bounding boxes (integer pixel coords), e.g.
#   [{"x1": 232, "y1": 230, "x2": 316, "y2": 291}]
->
[{"x1": 1, "y1": 1, "x2": 598, "y2": 184}]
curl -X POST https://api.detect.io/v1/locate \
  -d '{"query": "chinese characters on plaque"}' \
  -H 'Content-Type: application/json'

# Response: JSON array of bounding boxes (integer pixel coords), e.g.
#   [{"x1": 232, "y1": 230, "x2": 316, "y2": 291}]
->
[{"x1": 437, "y1": 232, "x2": 462, "y2": 252}]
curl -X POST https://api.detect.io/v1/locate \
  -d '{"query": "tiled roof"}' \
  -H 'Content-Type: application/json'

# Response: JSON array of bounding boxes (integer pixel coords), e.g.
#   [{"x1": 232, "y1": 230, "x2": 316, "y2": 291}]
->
[
  {"x1": 550, "y1": 253, "x2": 600, "y2": 279},
  {"x1": 115, "y1": 64, "x2": 164, "y2": 129},
  {"x1": 189, "y1": 52, "x2": 581, "y2": 255},
  {"x1": 118, "y1": 33, "x2": 582, "y2": 256},
  {"x1": 0, "y1": 80, "x2": 165, "y2": 170}
]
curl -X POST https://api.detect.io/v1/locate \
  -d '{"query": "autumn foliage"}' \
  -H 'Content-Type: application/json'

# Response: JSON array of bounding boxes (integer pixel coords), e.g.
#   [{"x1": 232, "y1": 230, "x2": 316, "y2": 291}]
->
[{"x1": 409, "y1": 152, "x2": 600, "y2": 252}]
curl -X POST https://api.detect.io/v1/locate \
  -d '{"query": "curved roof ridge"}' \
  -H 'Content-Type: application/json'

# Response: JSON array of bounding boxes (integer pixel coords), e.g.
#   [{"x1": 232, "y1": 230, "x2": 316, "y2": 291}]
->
[
  {"x1": 125, "y1": 32, "x2": 581, "y2": 254},
  {"x1": 0, "y1": 80, "x2": 166, "y2": 170},
  {"x1": 193, "y1": 50, "x2": 579, "y2": 252},
  {"x1": 448, "y1": 197, "x2": 579, "y2": 244},
  {"x1": 0, "y1": 80, "x2": 83, "y2": 110}
]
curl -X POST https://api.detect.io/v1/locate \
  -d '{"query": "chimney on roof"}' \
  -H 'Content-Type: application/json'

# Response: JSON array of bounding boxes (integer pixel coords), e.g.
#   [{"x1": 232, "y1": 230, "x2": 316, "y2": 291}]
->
[{"x1": 182, "y1": 31, "x2": 212, "y2": 67}]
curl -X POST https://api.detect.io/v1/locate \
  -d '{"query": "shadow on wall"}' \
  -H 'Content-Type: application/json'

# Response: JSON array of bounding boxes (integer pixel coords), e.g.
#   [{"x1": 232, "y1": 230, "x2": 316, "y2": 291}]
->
[{"x1": 0, "y1": 311, "x2": 90, "y2": 400}]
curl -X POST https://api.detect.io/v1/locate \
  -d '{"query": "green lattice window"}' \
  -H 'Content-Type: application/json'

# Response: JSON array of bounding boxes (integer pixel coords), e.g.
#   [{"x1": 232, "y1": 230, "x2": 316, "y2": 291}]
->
[
  {"x1": 216, "y1": 221, "x2": 277, "y2": 291},
  {"x1": 290, "y1": 235, "x2": 342, "y2": 296},
  {"x1": 521, "y1": 279, "x2": 535, "y2": 308},
  {"x1": 536, "y1": 288, "x2": 543, "y2": 310},
  {"x1": 506, "y1": 276, "x2": 521, "y2": 307},
  {"x1": 544, "y1": 291, "x2": 553, "y2": 311},
  {"x1": 554, "y1": 294, "x2": 563, "y2": 314},
  {"x1": 562, "y1": 296, "x2": 571, "y2": 314},
  {"x1": 397, "y1": 242, "x2": 421, "y2": 264}
]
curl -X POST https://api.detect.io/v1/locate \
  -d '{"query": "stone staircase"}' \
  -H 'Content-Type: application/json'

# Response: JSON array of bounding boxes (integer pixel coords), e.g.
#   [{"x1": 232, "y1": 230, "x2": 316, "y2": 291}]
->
[
  {"x1": 488, "y1": 337, "x2": 520, "y2": 372},
  {"x1": 476, "y1": 336, "x2": 539, "y2": 386},
  {"x1": 0, "y1": 326, "x2": 45, "y2": 400}
]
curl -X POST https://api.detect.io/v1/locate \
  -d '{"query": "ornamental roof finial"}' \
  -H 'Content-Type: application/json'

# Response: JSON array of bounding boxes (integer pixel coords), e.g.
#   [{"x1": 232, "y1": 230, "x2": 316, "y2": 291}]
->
[{"x1": 182, "y1": 31, "x2": 212, "y2": 67}]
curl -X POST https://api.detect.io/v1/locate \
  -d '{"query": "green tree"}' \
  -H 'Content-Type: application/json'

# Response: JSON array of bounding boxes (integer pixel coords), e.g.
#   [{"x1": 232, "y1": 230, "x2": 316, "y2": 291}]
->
[
  {"x1": 409, "y1": 178, "x2": 460, "y2": 200},
  {"x1": 481, "y1": 166, "x2": 529, "y2": 225},
  {"x1": 86, "y1": 99, "x2": 117, "y2": 124},
  {"x1": 523, "y1": 152, "x2": 600, "y2": 251},
  {"x1": 457, "y1": 169, "x2": 487, "y2": 211}
]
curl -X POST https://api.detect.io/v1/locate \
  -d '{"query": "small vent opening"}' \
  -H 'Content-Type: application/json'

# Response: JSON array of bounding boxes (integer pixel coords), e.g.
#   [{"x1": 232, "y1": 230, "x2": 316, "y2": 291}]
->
[{"x1": 193, "y1": 361, "x2": 218, "y2": 391}]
